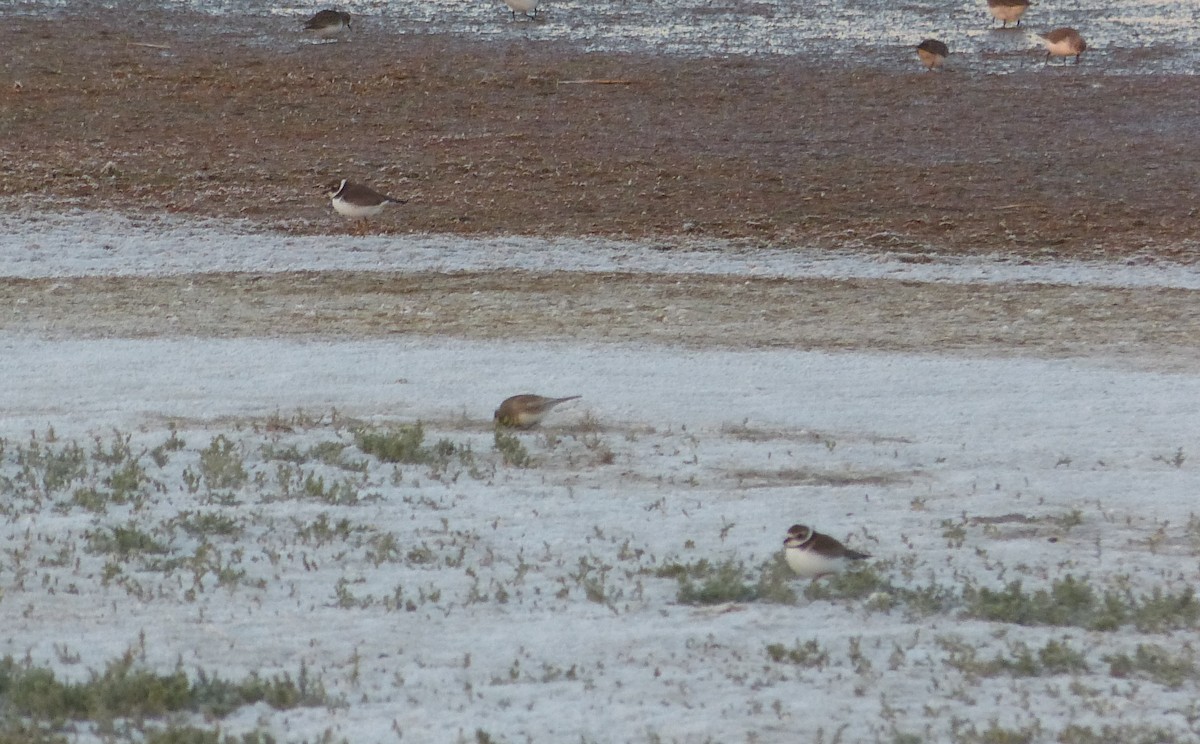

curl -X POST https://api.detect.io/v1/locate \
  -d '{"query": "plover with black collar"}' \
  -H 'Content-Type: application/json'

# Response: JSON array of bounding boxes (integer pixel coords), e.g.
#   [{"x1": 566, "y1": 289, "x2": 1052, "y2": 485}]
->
[
  {"x1": 783, "y1": 524, "x2": 871, "y2": 580},
  {"x1": 325, "y1": 179, "x2": 406, "y2": 228}
]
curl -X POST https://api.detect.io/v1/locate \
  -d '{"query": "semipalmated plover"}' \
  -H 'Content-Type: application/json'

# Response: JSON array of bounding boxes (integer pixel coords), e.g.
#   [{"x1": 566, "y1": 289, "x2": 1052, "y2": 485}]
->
[
  {"x1": 986, "y1": 0, "x2": 1030, "y2": 28},
  {"x1": 783, "y1": 524, "x2": 871, "y2": 580},
  {"x1": 304, "y1": 9, "x2": 352, "y2": 40},
  {"x1": 915, "y1": 39, "x2": 949, "y2": 71},
  {"x1": 494, "y1": 394, "x2": 581, "y2": 429},
  {"x1": 504, "y1": 0, "x2": 540, "y2": 21},
  {"x1": 326, "y1": 179, "x2": 406, "y2": 224},
  {"x1": 1034, "y1": 27, "x2": 1086, "y2": 64}
]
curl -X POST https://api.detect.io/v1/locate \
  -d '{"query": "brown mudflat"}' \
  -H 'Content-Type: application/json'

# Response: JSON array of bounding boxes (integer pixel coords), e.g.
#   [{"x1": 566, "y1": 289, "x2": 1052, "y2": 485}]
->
[
  {"x1": 2, "y1": 11, "x2": 1200, "y2": 367},
  {"x1": 2, "y1": 11, "x2": 1198, "y2": 259}
]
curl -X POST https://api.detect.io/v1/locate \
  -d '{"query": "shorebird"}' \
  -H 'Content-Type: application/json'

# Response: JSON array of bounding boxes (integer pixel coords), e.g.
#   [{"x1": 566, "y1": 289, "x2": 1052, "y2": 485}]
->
[
  {"x1": 494, "y1": 394, "x2": 581, "y2": 429},
  {"x1": 1034, "y1": 27, "x2": 1087, "y2": 64},
  {"x1": 783, "y1": 524, "x2": 871, "y2": 580},
  {"x1": 303, "y1": 9, "x2": 352, "y2": 41},
  {"x1": 916, "y1": 39, "x2": 949, "y2": 71},
  {"x1": 325, "y1": 179, "x2": 406, "y2": 230},
  {"x1": 986, "y1": 0, "x2": 1031, "y2": 28},
  {"x1": 504, "y1": 0, "x2": 540, "y2": 21}
]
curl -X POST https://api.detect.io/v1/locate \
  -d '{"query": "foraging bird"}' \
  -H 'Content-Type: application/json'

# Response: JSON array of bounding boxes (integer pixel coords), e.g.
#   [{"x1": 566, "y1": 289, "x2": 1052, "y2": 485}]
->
[
  {"x1": 494, "y1": 394, "x2": 581, "y2": 429},
  {"x1": 303, "y1": 9, "x2": 352, "y2": 40},
  {"x1": 986, "y1": 0, "x2": 1031, "y2": 28},
  {"x1": 1035, "y1": 28, "x2": 1087, "y2": 64},
  {"x1": 504, "y1": 0, "x2": 540, "y2": 21},
  {"x1": 325, "y1": 179, "x2": 406, "y2": 225},
  {"x1": 783, "y1": 524, "x2": 871, "y2": 580},
  {"x1": 915, "y1": 39, "x2": 949, "y2": 71}
]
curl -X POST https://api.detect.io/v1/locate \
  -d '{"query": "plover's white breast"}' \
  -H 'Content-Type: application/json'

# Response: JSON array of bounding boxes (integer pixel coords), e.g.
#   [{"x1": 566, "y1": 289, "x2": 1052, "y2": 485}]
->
[
  {"x1": 331, "y1": 199, "x2": 387, "y2": 219},
  {"x1": 784, "y1": 546, "x2": 843, "y2": 578}
]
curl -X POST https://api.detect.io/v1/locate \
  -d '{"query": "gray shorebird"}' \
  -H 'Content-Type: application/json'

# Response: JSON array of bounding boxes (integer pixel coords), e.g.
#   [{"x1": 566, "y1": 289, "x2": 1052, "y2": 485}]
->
[
  {"x1": 303, "y1": 10, "x2": 352, "y2": 40},
  {"x1": 325, "y1": 179, "x2": 406, "y2": 226},
  {"x1": 1034, "y1": 28, "x2": 1087, "y2": 64},
  {"x1": 916, "y1": 39, "x2": 949, "y2": 71},
  {"x1": 986, "y1": 0, "x2": 1030, "y2": 28},
  {"x1": 494, "y1": 394, "x2": 581, "y2": 429},
  {"x1": 783, "y1": 524, "x2": 871, "y2": 580}
]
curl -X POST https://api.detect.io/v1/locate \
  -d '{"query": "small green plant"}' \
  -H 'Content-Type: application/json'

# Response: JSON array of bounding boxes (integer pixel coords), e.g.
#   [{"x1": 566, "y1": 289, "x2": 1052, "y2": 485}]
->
[
  {"x1": 354, "y1": 424, "x2": 429, "y2": 464},
  {"x1": 199, "y1": 435, "x2": 248, "y2": 490},
  {"x1": 169, "y1": 511, "x2": 242, "y2": 539},
  {"x1": 16, "y1": 437, "x2": 88, "y2": 496},
  {"x1": 962, "y1": 575, "x2": 1198, "y2": 632},
  {"x1": 1104, "y1": 644, "x2": 1197, "y2": 689},
  {"x1": 86, "y1": 523, "x2": 170, "y2": 558},
  {"x1": 493, "y1": 430, "x2": 532, "y2": 467},
  {"x1": 0, "y1": 651, "x2": 326, "y2": 728},
  {"x1": 939, "y1": 637, "x2": 1088, "y2": 678},
  {"x1": 765, "y1": 639, "x2": 829, "y2": 667},
  {"x1": 673, "y1": 559, "x2": 757, "y2": 605},
  {"x1": 962, "y1": 575, "x2": 1122, "y2": 630}
]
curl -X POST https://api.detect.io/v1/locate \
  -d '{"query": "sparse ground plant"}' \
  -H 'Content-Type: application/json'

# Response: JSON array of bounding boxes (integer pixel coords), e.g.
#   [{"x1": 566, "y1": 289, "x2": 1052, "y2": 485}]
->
[
  {"x1": 1103, "y1": 644, "x2": 1198, "y2": 689},
  {"x1": 493, "y1": 429, "x2": 532, "y2": 468},
  {"x1": 765, "y1": 639, "x2": 829, "y2": 667},
  {"x1": 962, "y1": 575, "x2": 1199, "y2": 632},
  {"x1": 86, "y1": 523, "x2": 170, "y2": 559},
  {"x1": 939, "y1": 637, "x2": 1088, "y2": 678},
  {"x1": 0, "y1": 651, "x2": 327, "y2": 731},
  {"x1": 13, "y1": 434, "x2": 88, "y2": 499},
  {"x1": 666, "y1": 558, "x2": 759, "y2": 605},
  {"x1": 1057, "y1": 724, "x2": 1183, "y2": 744},
  {"x1": 354, "y1": 423, "x2": 430, "y2": 464},
  {"x1": 199, "y1": 435, "x2": 248, "y2": 491}
]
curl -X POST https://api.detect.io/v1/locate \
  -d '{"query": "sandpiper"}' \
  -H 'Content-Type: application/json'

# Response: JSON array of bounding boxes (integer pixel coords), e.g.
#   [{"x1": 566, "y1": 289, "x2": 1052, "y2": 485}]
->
[
  {"x1": 916, "y1": 39, "x2": 949, "y2": 71},
  {"x1": 303, "y1": 9, "x2": 352, "y2": 41},
  {"x1": 494, "y1": 394, "x2": 581, "y2": 429},
  {"x1": 783, "y1": 524, "x2": 871, "y2": 580},
  {"x1": 986, "y1": 0, "x2": 1030, "y2": 28},
  {"x1": 1035, "y1": 27, "x2": 1087, "y2": 64}
]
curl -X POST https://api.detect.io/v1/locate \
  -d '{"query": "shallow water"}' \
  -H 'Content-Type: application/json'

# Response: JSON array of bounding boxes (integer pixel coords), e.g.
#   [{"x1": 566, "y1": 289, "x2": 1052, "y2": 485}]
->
[{"x1": 13, "y1": 0, "x2": 1200, "y2": 74}]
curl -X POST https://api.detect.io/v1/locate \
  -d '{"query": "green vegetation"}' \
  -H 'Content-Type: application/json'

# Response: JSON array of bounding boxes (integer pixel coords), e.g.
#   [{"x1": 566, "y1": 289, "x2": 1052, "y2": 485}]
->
[
  {"x1": 962, "y1": 576, "x2": 1199, "y2": 632},
  {"x1": 0, "y1": 651, "x2": 327, "y2": 732}
]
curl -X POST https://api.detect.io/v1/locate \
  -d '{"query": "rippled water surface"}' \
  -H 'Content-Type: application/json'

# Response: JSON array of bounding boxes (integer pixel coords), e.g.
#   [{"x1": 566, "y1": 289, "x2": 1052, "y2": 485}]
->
[{"x1": 13, "y1": 0, "x2": 1200, "y2": 74}]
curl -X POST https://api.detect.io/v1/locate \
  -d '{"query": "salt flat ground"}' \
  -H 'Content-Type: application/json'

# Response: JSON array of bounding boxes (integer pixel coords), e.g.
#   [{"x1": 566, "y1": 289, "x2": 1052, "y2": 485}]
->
[{"x1": 2, "y1": 212, "x2": 1200, "y2": 742}]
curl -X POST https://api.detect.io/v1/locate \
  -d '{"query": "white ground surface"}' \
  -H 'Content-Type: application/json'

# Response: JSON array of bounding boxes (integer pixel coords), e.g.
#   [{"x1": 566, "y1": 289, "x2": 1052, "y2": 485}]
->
[{"x1": 2, "y1": 211, "x2": 1199, "y2": 742}]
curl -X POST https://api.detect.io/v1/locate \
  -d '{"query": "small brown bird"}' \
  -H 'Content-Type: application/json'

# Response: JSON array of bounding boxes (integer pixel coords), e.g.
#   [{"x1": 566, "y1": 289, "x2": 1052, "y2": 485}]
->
[
  {"x1": 986, "y1": 0, "x2": 1031, "y2": 28},
  {"x1": 916, "y1": 39, "x2": 950, "y2": 71},
  {"x1": 494, "y1": 394, "x2": 581, "y2": 429},
  {"x1": 303, "y1": 9, "x2": 352, "y2": 40},
  {"x1": 783, "y1": 524, "x2": 871, "y2": 580},
  {"x1": 1036, "y1": 28, "x2": 1087, "y2": 65}
]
